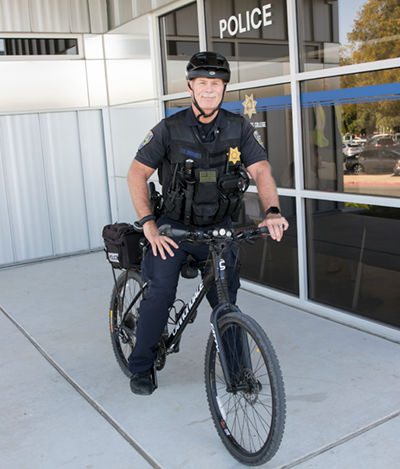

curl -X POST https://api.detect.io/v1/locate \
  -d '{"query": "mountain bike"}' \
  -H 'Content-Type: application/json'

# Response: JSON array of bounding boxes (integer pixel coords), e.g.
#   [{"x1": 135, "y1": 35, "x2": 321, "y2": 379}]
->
[{"x1": 108, "y1": 223, "x2": 286, "y2": 466}]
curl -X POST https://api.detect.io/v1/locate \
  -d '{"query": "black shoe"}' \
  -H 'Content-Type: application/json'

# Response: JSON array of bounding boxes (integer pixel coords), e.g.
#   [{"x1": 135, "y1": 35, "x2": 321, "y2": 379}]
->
[{"x1": 130, "y1": 369, "x2": 155, "y2": 396}]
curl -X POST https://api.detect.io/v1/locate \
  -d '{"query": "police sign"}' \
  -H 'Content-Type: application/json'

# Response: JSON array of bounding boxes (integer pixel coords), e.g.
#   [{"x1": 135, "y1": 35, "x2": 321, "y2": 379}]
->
[{"x1": 219, "y1": 4, "x2": 272, "y2": 39}]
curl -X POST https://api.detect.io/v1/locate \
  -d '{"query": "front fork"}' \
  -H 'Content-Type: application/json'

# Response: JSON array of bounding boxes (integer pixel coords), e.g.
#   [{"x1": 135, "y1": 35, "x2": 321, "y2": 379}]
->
[{"x1": 209, "y1": 303, "x2": 252, "y2": 392}]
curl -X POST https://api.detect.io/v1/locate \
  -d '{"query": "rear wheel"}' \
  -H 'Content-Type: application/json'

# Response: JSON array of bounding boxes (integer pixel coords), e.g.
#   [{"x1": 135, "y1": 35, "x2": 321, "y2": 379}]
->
[
  {"x1": 109, "y1": 270, "x2": 146, "y2": 377},
  {"x1": 205, "y1": 312, "x2": 285, "y2": 466}
]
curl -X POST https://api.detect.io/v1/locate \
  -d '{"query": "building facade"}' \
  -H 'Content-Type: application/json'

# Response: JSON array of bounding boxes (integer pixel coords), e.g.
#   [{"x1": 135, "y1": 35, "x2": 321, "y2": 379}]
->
[{"x1": 0, "y1": 0, "x2": 399, "y2": 341}]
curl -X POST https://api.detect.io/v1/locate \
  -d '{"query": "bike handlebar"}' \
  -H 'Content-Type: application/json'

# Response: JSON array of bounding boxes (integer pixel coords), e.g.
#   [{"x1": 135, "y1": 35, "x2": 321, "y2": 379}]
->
[
  {"x1": 157, "y1": 224, "x2": 269, "y2": 242},
  {"x1": 133, "y1": 221, "x2": 270, "y2": 243},
  {"x1": 157, "y1": 224, "x2": 188, "y2": 238}
]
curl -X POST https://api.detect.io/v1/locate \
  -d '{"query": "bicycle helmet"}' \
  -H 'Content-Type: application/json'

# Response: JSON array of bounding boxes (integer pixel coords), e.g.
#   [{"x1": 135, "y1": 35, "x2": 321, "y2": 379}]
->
[
  {"x1": 186, "y1": 51, "x2": 231, "y2": 83},
  {"x1": 186, "y1": 52, "x2": 230, "y2": 121}
]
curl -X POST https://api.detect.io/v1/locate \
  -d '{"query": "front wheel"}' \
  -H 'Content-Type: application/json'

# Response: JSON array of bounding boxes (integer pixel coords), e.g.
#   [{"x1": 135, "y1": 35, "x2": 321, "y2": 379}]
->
[
  {"x1": 109, "y1": 269, "x2": 146, "y2": 377},
  {"x1": 352, "y1": 163, "x2": 364, "y2": 174},
  {"x1": 205, "y1": 312, "x2": 286, "y2": 466}
]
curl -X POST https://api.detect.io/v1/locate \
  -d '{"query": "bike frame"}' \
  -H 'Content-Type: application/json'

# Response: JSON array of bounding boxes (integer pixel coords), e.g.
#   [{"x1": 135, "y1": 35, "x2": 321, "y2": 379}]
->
[
  {"x1": 118, "y1": 239, "x2": 252, "y2": 391},
  {"x1": 162, "y1": 241, "x2": 252, "y2": 391}
]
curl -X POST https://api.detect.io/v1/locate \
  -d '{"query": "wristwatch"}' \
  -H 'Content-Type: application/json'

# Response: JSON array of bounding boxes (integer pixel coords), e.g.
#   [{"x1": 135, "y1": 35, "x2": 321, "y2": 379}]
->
[{"x1": 265, "y1": 206, "x2": 281, "y2": 216}]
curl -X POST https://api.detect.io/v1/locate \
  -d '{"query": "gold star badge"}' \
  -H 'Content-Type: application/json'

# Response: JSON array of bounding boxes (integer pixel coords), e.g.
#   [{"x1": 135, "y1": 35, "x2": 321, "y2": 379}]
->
[
  {"x1": 228, "y1": 147, "x2": 241, "y2": 165},
  {"x1": 242, "y1": 94, "x2": 257, "y2": 119}
]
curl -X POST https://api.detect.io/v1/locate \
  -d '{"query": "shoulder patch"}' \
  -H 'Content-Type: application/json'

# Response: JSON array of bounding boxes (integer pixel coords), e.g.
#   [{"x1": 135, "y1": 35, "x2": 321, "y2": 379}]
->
[
  {"x1": 253, "y1": 130, "x2": 265, "y2": 150},
  {"x1": 138, "y1": 131, "x2": 154, "y2": 150}
]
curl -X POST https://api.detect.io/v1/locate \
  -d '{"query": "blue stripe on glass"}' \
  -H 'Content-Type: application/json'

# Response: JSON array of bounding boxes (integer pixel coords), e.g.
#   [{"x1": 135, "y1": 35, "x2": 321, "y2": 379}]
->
[
  {"x1": 165, "y1": 94, "x2": 292, "y2": 117},
  {"x1": 301, "y1": 82, "x2": 400, "y2": 108},
  {"x1": 166, "y1": 83, "x2": 400, "y2": 116}
]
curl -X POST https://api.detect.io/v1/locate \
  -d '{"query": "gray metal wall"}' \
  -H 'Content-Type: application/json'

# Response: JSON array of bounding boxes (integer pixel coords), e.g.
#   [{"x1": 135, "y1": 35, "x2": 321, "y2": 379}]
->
[
  {"x1": 0, "y1": 0, "x2": 108, "y2": 33},
  {"x1": 0, "y1": 110, "x2": 111, "y2": 265},
  {"x1": 0, "y1": 2, "x2": 169, "y2": 266}
]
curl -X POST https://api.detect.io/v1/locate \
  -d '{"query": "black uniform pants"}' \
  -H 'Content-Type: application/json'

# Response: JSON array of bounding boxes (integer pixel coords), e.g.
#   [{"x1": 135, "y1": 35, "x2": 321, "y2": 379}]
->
[{"x1": 128, "y1": 215, "x2": 240, "y2": 374}]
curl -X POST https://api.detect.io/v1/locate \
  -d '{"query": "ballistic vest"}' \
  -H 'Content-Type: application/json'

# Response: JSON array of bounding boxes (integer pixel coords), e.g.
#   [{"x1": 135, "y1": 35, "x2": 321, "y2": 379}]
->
[{"x1": 161, "y1": 109, "x2": 248, "y2": 226}]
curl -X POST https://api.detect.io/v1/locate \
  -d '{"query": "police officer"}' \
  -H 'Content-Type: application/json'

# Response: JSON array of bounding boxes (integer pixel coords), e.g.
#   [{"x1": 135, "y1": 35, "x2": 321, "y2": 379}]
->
[{"x1": 127, "y1": 51, "x2": 288, "y2": 395}]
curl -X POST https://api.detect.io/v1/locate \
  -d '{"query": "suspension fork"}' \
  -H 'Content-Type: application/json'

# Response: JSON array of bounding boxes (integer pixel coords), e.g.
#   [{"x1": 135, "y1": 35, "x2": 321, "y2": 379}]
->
[{"x1": 209, "y1": 249, "x2": 252, "y2": 391}]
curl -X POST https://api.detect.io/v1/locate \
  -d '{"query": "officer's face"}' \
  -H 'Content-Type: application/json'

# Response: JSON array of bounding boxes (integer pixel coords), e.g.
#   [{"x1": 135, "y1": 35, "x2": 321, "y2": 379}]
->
[{"x1": 188, "y1": 78, "x2": 225, "y2": 114}]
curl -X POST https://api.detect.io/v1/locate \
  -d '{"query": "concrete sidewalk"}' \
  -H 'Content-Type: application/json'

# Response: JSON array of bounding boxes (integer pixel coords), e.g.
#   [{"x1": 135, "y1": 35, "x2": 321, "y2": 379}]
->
[{"x1": 1, "y1": 251, "x2": 399, "y2": 469}]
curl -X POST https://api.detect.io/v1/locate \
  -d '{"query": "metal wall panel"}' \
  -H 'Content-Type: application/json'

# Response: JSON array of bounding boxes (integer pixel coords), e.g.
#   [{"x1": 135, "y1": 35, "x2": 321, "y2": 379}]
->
[
  {"x1": 104, "y1": 14, "x2": 154, "y2": 105},
  {"x1": 0, "y1": 129, "x2": 15, "y2": 265},
  {"x1": 84, "y1": 34, "x2": 108, "y2": 106},
  {"x1": 0, "y1": 109, "x2": 112, "y2": 266},
  {"x1": 69, "y1": 0, "x2": 91, "y2": 32},
  {"x1": 105, "y1": 59, "x2": 154, "y2": 105},
  {"x1": 86, "y1": 60, "x2": 108, "y2": 106},
  {"x1": 77, "y1": 110, "x2": 111, "y2": 247},
  {"x1": 0, "y1": 0, "x2": 31, "y2": 32},
  {"x1": 103, "y1": 13, "x2": 151, "y2": 59},
  {"x1": 115, "y1": 175, "x2": 136, "y2": 222},
  {"x1": 0, "y1": 61, "x2": 89, "y2": 112},
  {"x1": 0, "y1": 114, "x2": 54, "y2": 262},
  {"x1": 40, "y1": 112, "x2": 90, "y2": 255},
  {"x1": 109, "y1": 102, "x2": 158, "y2": 177},
  {"x1": 30, "y1": 0, "x2": 70, "y2": 32},
  {"x1": 84, "y1": 34, "x2": 104, "y2": 58}
]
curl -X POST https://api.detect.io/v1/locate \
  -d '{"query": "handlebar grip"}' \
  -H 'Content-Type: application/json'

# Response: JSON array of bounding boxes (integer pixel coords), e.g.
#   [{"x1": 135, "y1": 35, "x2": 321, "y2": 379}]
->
[
  {"x1": 258, "y1": 226, "x2": 269, "y2": 234},
  {"x1": 158, "y1": 224, "x2": 188, "y2": 238}
]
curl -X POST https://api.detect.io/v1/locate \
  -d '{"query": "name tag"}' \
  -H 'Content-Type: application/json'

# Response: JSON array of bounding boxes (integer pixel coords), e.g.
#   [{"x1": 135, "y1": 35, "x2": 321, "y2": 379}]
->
[{"x1": 199, "y1": 171, "x2": 217, "y2": 183}]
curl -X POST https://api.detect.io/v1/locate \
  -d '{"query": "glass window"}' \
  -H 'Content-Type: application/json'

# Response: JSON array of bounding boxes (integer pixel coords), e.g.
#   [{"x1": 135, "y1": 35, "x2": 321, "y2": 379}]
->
[
  {"x1": 301, "y1": 69, "x2": 400, "y2": 197},
  {"x1": 297, "y1": 0, "x2": 400, "y2": 72},
  {"x1": 306, "y1": 200, "x2": 400, "y2": 328},
  {"x1": 204, "y1": 0, "x2": 290, "y2": 83},
  {"x1": 236, "y1": 194, "x2": 298, "y2": 296},
  {"x1": 166, "y1": 83, "x2": 294, "y2": 188},
  {"x1": 159, "y1": 3, "x2": 199, "y2": 95}
]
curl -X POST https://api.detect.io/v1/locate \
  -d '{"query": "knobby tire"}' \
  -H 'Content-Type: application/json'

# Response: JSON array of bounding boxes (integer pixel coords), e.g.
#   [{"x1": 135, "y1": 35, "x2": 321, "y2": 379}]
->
[
  {"x1": 109, "y1": 269, "x2": 146, "y2": 378},
  {"x1": 204, "y1": 312, "x2": 286, "y2": 466}
]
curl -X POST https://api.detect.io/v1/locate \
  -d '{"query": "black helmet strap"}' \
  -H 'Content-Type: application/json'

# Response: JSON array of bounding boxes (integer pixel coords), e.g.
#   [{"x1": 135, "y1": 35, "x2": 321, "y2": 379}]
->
[{"x1": 188, "y1": 80, "x2": 227, "y2": 123}]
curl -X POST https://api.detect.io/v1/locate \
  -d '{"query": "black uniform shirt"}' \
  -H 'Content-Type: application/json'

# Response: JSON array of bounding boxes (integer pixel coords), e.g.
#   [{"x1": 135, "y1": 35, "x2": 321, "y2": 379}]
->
[{"x1": 135, "y1": 107, "x2": 268, "y2": 170}]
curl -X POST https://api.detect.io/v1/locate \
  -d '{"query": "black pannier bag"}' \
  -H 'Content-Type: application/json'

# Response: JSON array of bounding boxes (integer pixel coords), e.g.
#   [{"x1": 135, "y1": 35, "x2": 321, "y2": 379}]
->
[{"x1": 102, "y1": 222, "x2": 143, "y2": 269}]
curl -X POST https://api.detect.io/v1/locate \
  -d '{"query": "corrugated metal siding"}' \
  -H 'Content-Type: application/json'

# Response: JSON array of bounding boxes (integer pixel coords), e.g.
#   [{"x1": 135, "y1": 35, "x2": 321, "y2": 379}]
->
[
  {"x1": 0, "y1": 0, "x2": 156, "y2": 33},
  {"x1": 107, "y1": 0, "x2": 133, "y2": 30},
  {"x1": 40, "y1": 112, "x2": 91, "y2": 254},
  {"x1": 0, "y1": 110, "x2": 112, "y2": 265},
  {"x1": 30, "y1": 0, "x2": 70, "y2": 33},
  {"x1": 0, "y1": 0, "x2": 103, "y2": 33},
  {"x1": 69, "y1": 0, "x2": 91, "y2": 33},
  {"x1": 0, "y1": 126, "x2": 15, "y2": 265},
  {"x1": 0, "y1": 0, "x2": 31, "y2": 32},
  {"x1": 78, "y1": 110, "x2": 111, "y2": 248},
  {"x1": 0, "y1": 114, "x2": 54, "y2": 262},
  {"x1": 87, "y1": 0, "x2": 108, "y2": 33}
]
